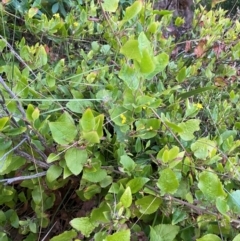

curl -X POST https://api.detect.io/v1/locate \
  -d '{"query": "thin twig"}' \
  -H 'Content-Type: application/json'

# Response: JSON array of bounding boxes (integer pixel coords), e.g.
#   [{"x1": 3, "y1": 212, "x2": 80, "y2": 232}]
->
[
  {"x1": 0, "y1": 137, "x2": 27, "y2": 169},
  {"x1": 0, "y1": 171, "x2": 47, "y2": 184},
  {"x1": 14, "y1": 150, "x2": 49, "y2": 169},
  {"x1": 0, "y1": 76, "x2": 26, "y2": 117}
]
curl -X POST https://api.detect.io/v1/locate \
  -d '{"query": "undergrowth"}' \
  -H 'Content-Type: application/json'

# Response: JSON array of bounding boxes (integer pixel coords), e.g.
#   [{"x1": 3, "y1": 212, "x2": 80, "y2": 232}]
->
[{"x1": 0, "y1": 0, "x2": 240, "y2": 241}]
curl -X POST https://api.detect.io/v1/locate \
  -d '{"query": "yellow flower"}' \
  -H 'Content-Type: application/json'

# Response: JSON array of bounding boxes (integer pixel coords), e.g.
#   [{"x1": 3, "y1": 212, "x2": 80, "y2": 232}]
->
[
  {"x1": 120, "y1": 114, "x2": 126, "y2": 124},
  {"x1": 53, "y1": 13, "x2": 60, "y2": 18},
  {"x1": 195, "y1": 103, "x2": 203, "y2": 109},
  {"x1": 149, "y1": 126, "x2": 153, "y2": 130},
  {"x1": 73, "y1": 22, "x2": 79, "y2": 27}
]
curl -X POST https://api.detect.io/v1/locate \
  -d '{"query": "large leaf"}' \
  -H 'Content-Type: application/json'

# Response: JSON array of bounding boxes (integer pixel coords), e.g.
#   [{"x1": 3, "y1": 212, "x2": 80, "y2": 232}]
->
[
  {"x1": 70, "y1": 217, "x2": 95, "y2": 237},
  {"x1": 49, "y1": 112, "x2": 77, "y2": 145},
  {"x1": 178, "y1": 119, "x2": 200, "y2": 141},
  {"x1": 191, "y1": 138, "x2": 217, "y2": 160},
  {"x1": 126, "y1": 177, "x2": 149, "y2": 194},
  {"x1": 157, "y1": 169, "x2": 179, "y2": 195},
  {"x1": 106, "y1": 229, "x2": 130, "y2": 241},
  {"x1": 122, "y1": 0, "x2": 142, "y2": 22},
  {"x1": 65, "y1": 148, "x2": 88, "y2": 175},
  {"x1": 120, "y1": 40, "x2": 141, "y2": 61},
  {"x1": 135, "y1": 195, "x2": 162, "y2": 214},
  {"x1": 198, "y1": 170, "x2": 226, "y2": 201},
  {"x1": 150, "y1": 224, "x2": 179, "y2": 241}
]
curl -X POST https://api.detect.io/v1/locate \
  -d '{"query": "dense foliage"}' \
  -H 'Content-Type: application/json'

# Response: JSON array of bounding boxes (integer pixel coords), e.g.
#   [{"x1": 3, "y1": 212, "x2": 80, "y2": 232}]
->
[{"x1": 0, "y1": 0, "x2": 240, "y2": 240}]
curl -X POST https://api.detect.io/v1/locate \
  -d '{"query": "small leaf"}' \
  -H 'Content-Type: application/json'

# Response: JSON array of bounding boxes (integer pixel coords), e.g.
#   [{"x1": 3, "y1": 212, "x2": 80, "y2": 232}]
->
[
  {"x1": 95, "y1": 114, "x2": 104, "y2": 138},
  {"x1": 83, "y1": 168, "x2": 107, "y2": 183},
  {"x1": 70, "y1": 217, "x2": 95, "y2": 237},
  {"x1": 0, "y1": 117, "x2": 9, "y2": 131},
  {"x1": 176, "y1": 66, "x2": 187, "y2": 82},
  {"x1": 198, "y1": 170, "x2": 226, "y2": 201},
  {"x1": 157, "y1": 168, "x2": 179, "y2": 195},
  {"x1": 82, "y1": 131, "x2": 100, "y2": 144},
  {"x1": 126, "y1": 177, "x2": 149, "y2": 194},
  {"x1": 80, "y1": 108, "x2": 95, "y2": 132},
  {"x1": 65, "y1": 148, "x2": 88, "y2": 176},
  {"x1": 120, "y1": 155, "x2": 136, "y2": 172},
  {"x1": 52, "y1": 2, "x2": 59, "y2": 14},
  {"x1": 120, "y1": 187, "x2": 132, "y2": 208},
  {"x1": 106, "y1": 229, "x2": 130, "y2": 241},
  {"x1": 135, "y1": 195, "x2": 162, "y2": 214},
  {"x1": 196, "y1": 234, "x2": 221, "y2": 241},
  {"x1": 46, "y1": 165, "x2": 62, "y2": 183}
]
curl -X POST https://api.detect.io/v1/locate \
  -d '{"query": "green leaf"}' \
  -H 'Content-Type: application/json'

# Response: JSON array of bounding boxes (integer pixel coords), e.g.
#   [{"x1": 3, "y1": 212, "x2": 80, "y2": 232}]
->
[
  {"x1": 32, "y1": 186, "x2": 42, "y2": 205},
  {"x1": 118, "y1": 64, "x2": 140, "y2": 91},
  {"x1": 70, "y1": 217, "x2": 95, "y2": 237},
  {"x1": 135, "y1": 195, "x2": 162, "y2": 214},
  {"x1": 198, "y1": 170, "x2": 226, "y2": 201},
  {"x1": 146, "y1": 52, "x2": 169, "y2": 78},
  {"x1": 178, "y1": 119, "x2": 200, "y2": 141},
  {"x1": 50, "y1": 230, "x2": 77, "y2": 241},
  {"x1": 176, "y1": 66, "x2": 186, "y2": 82},
  {"x1": 165, "y1": 120, "x2": 183, "y2": 133},
  {"x1": 150, "y1": 224, "x2": 179, "y2": 241},
  {"x1": 102, "y1": 0, "x2": 119, "y2": 12},
  {"x1": 126, "y1": 177, "x2": 149, "y2": 194},
  {"x1": 172, "y1": 208, "x2": 188, "y2": 225},
  {"x1": 80, "y1": 108, "x2": 95, "y2": 132},
  {"x1": 216, "y1": 197, "x2": 229, "y2": 215},
  {"x1": 82, "y1": 130, "x2": 100, "y2": 144},
  {"x1": 65, "y1": 148, "x2": 88, "y2": 176},
  {"x1": 35, "y1": 45, "x2": 48, "y2": 68},
  {"x1": 47, "y1": 153, "x2": 60, "y2": 163},
  {"x1": 120, "y1": 155, "x2": 137, "y2": 172},
  {"x1": 49, "y1": 112, "x2": 78, "y2": 145},
  {"x1": 120, "y1": 187, "x2": 132, "y2": 208},
  {"x1": 5, "y1": 127, "x2": 27, "y2": 136},
  {"x1": 52, "y1": 2, "x2": 59, "y2": 14},
  {"x1": 191, "y1": 138, "x2": 217, "y2": 160},
  {"x1": 95, "y1": 114, "x2": 104, "y2": 138},
  {"x1": 233, "y1": 234, "x2": 240, "y2": 241},
  {"x1": 0, "y1": 117, "x2": 9, "y2": 131},
  {"x1": 227, "y1": 190, "x2": 240, "y2": 214},
  {"x1": 83, "y1": 168, "x2": 107, "y2": 183},
  {"x1": 122, "y1": 0, "x2": 142, "y2": 22},
  {"x1": 178, "y1": 86, "x2": 216, "y2": 100},
  {"x1": 66, "y1": 100, "x2": 93, "y2": 114},
  {"x1": 120, "y1": 40, "x2": 141, "y2": 61},
  {"x1": 106, "y1": 229, "x2": 130, "y2": 241},
  {"x1": 0, "y1": 232, "x2": 8, "y2": 241},
  {"x1": 46, "y1": 165, "x2": 62, "y2": 183},
  {"x1": 139, "y1": 50, "x2": 155, "y2": 74},
  {"x1": 157, "y1": 169, "x2": 179, "y2": 195},
  {"x1": 196, "y1": 234, "x2": 221, "y2": 241}
]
